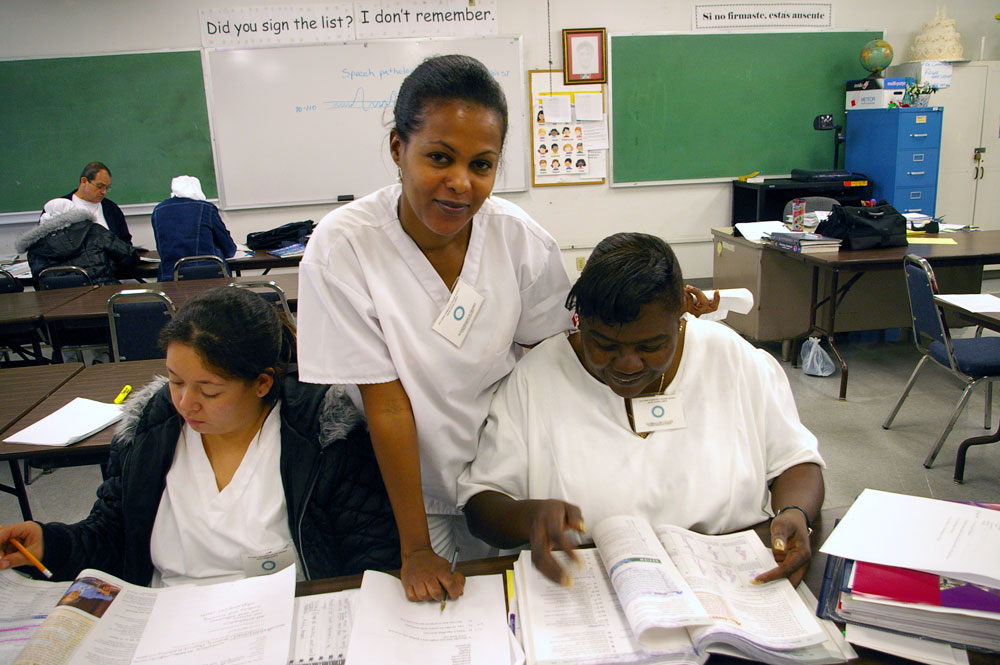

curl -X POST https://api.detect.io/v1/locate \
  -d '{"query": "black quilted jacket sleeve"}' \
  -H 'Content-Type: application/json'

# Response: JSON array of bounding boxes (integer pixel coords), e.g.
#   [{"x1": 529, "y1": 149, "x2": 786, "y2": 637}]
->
[{"x1": 296, "y1": 421, "x2": 401, "y2": 579}]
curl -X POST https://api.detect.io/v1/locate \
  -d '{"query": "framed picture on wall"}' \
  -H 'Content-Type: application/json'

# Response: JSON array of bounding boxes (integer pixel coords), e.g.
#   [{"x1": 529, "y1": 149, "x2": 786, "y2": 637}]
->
[{"x1": 562, "y1": 28, "x2": 607, "y2": 85}]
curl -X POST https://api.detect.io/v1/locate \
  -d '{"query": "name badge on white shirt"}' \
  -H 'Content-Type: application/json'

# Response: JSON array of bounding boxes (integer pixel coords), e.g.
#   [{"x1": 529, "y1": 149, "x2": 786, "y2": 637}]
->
[
  {"x1": 630, "y1": 394, "x2": 686, "y2": 433},
  {"x1": 241, "y1": 543, "x2": 297, "y2": 577},
  {"x1": 431, "y1": 278, "x2": 484, "y2": 348}
]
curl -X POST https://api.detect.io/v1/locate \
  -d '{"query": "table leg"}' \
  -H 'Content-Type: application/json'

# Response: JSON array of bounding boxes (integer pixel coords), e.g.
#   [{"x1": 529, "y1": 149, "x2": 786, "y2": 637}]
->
[
  {"x1": 825, "y1": 270, "x2": 848, "y2": 399},
  {"x1": 953, "y1": 427, "x2": 1000, "y2": 483},
  {"x1": 2, "y1": 460, "x2": 34, "y2": 521}
]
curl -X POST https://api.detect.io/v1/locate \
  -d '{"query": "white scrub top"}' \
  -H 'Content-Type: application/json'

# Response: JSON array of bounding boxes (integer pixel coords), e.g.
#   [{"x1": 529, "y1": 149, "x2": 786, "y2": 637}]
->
[
  {"x1": 297, "y1": 184, "x2": 573, "y2": 515},
  {"x1": 457, "y1": 317, "x2": 825, "y2": 537},
  {"x1": 150, "y1": 403, "x2": 299, "y2": 587}
]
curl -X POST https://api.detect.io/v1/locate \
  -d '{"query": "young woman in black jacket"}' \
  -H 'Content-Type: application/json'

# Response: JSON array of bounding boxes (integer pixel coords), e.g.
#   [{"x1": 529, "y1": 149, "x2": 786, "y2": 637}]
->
[{"x1": 0, "y1": 287, "x2": 400, "y2": 586}]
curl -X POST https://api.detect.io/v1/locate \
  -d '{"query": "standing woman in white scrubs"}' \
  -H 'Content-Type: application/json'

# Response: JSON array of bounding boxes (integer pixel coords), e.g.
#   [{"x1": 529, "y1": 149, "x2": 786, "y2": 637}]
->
[{"x1": 297, "y1": 55, "x2": 576, "y2": 602}]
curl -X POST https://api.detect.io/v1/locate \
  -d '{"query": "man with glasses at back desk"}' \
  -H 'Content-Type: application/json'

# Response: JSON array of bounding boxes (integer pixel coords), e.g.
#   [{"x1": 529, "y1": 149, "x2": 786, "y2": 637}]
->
[{"x1": 52, "y1": 161, "x2": 132, "y2": 244}]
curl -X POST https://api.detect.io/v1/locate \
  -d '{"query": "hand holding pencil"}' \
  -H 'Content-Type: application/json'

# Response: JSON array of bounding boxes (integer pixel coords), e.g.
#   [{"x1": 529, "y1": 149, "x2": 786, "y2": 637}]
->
[{"x1": 0, "y1": 521, "x2": 52, "y2": 578}]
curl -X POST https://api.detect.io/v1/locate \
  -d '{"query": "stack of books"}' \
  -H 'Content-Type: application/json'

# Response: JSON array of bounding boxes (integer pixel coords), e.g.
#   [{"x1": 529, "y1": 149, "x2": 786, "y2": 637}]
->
[
  {"x1": 765, "y1": 231, "x2": 842, "y2": 254},
  {"x1": 818, "y1": 490, "x2": 1000, "y2": 659}
]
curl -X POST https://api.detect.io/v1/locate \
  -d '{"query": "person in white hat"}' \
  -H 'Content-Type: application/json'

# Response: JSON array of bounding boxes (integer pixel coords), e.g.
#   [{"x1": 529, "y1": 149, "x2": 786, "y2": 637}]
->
[{"x1": 151, "y1": 175, "x2": 236, "y2": 281}]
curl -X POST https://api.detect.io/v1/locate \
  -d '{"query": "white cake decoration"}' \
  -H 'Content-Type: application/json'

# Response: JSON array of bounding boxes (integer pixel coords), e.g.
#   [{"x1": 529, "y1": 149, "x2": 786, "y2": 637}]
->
[{"x1": 909, "y1": 6, "x2": 964, "y2": 61}]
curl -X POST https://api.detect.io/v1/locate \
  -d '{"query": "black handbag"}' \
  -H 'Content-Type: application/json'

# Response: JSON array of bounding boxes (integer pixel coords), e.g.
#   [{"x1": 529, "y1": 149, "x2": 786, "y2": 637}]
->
[
  {"x1": 245, "y1": 220, "x2": 315, "y2": 250},
  {"x1": 815, "y1": 202, "x2": 908, "y2": 251}
]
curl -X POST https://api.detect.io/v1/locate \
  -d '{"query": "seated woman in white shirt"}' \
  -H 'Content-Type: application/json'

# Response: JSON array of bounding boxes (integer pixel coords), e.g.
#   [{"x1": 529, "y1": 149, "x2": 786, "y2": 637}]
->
[
  {"x1": 458, "y1": 232, "x2": 825, "y2": 588},
  {"x1": 0, "y1": 287, "x2": 399, "y2": 586}
]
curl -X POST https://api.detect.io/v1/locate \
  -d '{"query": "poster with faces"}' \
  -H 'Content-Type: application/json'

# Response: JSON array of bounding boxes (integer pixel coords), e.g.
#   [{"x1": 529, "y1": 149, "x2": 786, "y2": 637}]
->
[
  {"x1": 535, "y1": 121, "x2": 589, "y2": 176},
  {"x1": 529, "y1": 71, "x2": 606, "y2": 187}
]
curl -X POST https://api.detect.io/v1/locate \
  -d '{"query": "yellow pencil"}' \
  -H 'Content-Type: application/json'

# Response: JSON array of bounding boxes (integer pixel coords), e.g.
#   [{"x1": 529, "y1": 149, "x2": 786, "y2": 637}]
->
[{"x1": 0, "y1": 525, "x2": 52, "y2": 579}]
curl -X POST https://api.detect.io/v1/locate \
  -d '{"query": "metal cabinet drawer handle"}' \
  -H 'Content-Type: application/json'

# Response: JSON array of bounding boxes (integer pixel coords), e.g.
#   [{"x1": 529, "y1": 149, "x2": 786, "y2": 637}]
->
[
  {"x1": 909, "y1": 133, "x2": 929, "y2": 138},
  {"x1": 907, "y1": 171, "x2": 926, "y2": 176}
]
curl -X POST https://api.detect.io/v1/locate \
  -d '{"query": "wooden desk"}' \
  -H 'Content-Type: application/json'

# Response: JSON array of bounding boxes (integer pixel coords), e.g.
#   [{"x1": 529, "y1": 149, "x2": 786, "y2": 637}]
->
[
  {"x1": 229, "y1": 249, "x2": 302, "y2": 274},
  {"x1": 0, "y1": 359, "x2": 167, "y2": 520},
  {"x1": 0, "y1": 286, "x2": 96, "y2": 326},
  {"x1": 784, "y1": 231, "x2": 1000, "y2": 400},
  {"x1": 298, "y1": 507, "x2": 988, "y2": 664},
  {"x1": 712, "y1": 230, "x2": 983, "y2": 343},
  {"x1": 135, "y1": 249, "x2": 302, "y2": 279},
  {"x1": 42, "y1": 273, "x2": 299, "y2": 322},
  {"x1": 0, "y1": 363, "x2": 84, "y2": 519},
  {"x1": 0, "y1": 363, "x2": 85, "y2": 435},
  {"x1": 297, "y1": 510, "x2": 835, "y2": 597},
  {"x1": 0, "y1": 286, "x2": 100, "y2": 365},
  {"x1": 934, "y1": 294, "x2": 1000, "y2": 331},
  {"x1": 933, "y1": 293, "x2": 1000, "y2": 482}
]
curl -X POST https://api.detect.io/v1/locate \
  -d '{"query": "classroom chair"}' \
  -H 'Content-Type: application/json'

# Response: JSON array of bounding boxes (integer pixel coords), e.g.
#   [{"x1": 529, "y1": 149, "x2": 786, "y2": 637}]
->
[
  {"x1": 107, "y1": 289, "x2": 176, "y2": 362},
  {"x1": 36, "y1": 265, "x2": 93, "y2": 290},
  {"x1": 0, "y1": 267, "x2": 22, "y2": 293},
  {"x1": 0, "y1": 268, "x2": 47, "y2": 367},
  {"x1": 36, "y1": 266, "x2": 109, "y2": 364},
  {"x1": 882, "y1": 254, "x2": 1000, "y2": 476},
  {"x1": 173, "y1": 254, "x2": 230, "y2": 281},
  {"x1": 228, "y1": 280, "x2": 295, "y2": 322}
]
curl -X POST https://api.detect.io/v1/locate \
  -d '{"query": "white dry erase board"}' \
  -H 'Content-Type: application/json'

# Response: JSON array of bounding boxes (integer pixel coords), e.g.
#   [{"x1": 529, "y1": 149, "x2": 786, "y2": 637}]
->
[{"x1": 204, "y1": 37, "x2": 526, "y2": 210}]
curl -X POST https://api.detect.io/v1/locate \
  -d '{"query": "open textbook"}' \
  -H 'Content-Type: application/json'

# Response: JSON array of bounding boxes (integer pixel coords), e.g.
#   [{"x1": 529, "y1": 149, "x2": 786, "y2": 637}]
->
[
  {"x1": 0, "y1": 565, "x2": 294, "y2": 665},
  {"x1": 514, "y1": 515, "x2": 855, "y2": 665}
]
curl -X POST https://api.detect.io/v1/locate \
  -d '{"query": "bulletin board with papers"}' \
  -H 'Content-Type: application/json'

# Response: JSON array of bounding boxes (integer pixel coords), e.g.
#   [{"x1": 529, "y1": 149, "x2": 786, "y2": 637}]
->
[{"x1": 529, "y1": 70, "x2": 607, "y2": 187}]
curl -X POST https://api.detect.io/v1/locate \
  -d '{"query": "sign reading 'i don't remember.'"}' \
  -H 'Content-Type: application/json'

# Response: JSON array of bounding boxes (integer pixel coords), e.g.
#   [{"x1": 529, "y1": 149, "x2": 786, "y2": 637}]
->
[{"x1": 200, "y1": 1, "x2": 499, "y2": 47}]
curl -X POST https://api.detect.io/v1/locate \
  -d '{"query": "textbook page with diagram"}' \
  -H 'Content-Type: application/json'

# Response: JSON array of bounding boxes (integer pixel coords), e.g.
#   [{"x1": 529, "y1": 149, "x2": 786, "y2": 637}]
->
[
  {"x1": 8, "y1": 564, "x2": 294, "y2": 665},
  {"x1": 514, "y1": 515, "x2": 853, "y2": 665}
]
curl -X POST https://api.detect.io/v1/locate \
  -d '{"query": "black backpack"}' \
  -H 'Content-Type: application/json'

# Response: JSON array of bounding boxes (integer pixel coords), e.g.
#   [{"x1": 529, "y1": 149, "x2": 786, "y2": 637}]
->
[{"x1": 245, "y1": 220, "x2": 315, "y2": 250}]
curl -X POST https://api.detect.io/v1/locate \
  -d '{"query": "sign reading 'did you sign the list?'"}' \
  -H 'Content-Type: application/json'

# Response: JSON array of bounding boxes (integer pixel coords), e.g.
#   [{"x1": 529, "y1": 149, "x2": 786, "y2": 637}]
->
[
  {"x1": 200, "y1": 1, "x2": 498, "y2": 47},
  {"x1": 693, "y1": 3, "x2": 833, "y2": 30}
]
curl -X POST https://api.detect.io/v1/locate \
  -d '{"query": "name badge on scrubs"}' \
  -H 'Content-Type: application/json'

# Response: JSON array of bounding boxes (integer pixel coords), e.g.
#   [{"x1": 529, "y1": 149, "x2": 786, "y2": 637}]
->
[
  {"x1": 630, "y1": 394, "x2": 686, "y2": 433},
  {"x1": 241, "y1": 544, "x2": 297, "y2": 577},
  {"x1": 431, "y1": 278, "x2": 484, "y2": 348}
]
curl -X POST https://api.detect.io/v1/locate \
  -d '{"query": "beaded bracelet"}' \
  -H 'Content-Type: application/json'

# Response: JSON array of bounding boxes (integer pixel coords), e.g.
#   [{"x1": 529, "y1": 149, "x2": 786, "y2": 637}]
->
[{"x1": 775, "y1": 505, "x2": 813, "y2": 533}]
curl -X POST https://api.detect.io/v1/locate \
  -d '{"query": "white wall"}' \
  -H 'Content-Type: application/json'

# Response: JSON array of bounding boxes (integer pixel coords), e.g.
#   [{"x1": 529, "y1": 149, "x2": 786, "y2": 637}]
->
[{"x1": 2, "y1": 0, "x2": 997, "y2": 278}]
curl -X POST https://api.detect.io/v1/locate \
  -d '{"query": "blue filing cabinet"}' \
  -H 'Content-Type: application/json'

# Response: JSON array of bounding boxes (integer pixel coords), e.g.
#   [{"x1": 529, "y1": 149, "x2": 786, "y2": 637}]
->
[{"x1": 844, "y1": 107, "x2": 943, "y2": 216}]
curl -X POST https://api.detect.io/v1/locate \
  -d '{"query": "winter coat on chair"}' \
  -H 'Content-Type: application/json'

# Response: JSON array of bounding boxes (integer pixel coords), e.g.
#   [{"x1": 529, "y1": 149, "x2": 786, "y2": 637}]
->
[{"x1": 16, "y1": 203, "x2": 139, "y2": 286}]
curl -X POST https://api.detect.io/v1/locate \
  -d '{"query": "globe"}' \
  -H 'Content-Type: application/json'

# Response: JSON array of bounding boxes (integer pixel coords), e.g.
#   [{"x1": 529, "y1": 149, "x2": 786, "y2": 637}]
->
[{"x1": 860, "y1": 39, "x2": 894, "y2": 77}]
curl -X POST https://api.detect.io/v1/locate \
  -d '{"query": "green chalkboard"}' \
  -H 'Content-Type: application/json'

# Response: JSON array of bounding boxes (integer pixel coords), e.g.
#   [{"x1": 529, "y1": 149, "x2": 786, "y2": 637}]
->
[
  {"x1": 610, "y1": 31, "x2": 881, "y2": 185},
  {"x1": 0, "y1": 51, "x2": 216, "y2": 214}
]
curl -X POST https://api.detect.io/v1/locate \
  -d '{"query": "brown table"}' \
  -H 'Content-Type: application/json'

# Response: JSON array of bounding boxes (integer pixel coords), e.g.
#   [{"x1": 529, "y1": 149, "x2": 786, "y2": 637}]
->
[
  {"x1": 41, "y1": 273, "x2": 299, "y2": 322},
  {"x1": 134, "y1": 249, "x2": 302, "y2": 280},
  {"x1": 0, "y1": 363, "x2": 85, "y2": 519},
  {"x1": 934, "y1": 293, "x2": 1000, "y2": 482},
  {"x1": 0, "y1": 285, "x2": 96, "y2": 325},
  {"x1": 0, "y1": 359, "x2": 167, "y2": 520},
  {"x1": 229, "y1": 249, "x2": 303, "y2": 274},
  {"x1": 298, "y1": 507, "x2": 990, "y2": 664},
  {"x1": 0, "y1": 286, "x2": 99, "y2": 365},
  {"x1": 769, "y1": 231, "x2": 1000, "y2": 400}
]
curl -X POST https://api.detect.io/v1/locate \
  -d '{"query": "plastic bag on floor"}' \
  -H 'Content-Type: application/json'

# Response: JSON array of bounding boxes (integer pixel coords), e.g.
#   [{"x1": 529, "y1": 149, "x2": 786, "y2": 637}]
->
[{"x1": 800, "y1": 337, "x2": 835, "y2": 377}]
